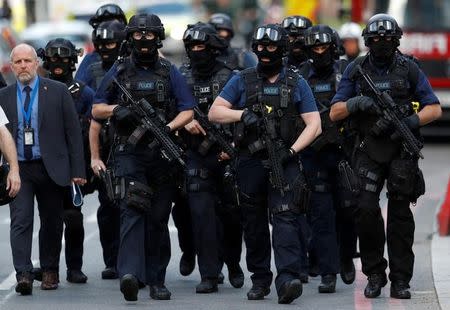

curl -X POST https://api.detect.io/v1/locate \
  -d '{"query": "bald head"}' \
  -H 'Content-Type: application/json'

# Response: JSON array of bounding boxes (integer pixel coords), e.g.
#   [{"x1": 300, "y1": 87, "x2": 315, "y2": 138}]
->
[
  {"x1": 10, "y1": 43, "x2": 37, "y2": 61},
  {"x1": 10, "y1": 43, "x2": 39, "y2": 85}
]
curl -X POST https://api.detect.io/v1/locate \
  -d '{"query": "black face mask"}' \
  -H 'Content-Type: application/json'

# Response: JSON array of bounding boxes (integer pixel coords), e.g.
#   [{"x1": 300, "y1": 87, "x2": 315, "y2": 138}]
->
[
  {"x1": 310, "y1": 49, "x2": 333, "y2": 71},
  {"x1": 47, "y1": 61, "x2": 73, "y2": 82},
  {"x1": 369, "y1": 39, "x2": 396, "y2": 66},
  {"x1": 132, "y1": 38, "x2": 159, "y2": 66},
  {"x1": 98, "y1": 44, "x2": 120, "y2": 68},
  {"x1": 255, "y1": 47, "x2": 284, "y2": 77},
  {"x1": 288, "y1": 40, "x2": 307, "y2": 64},
  {"x1": 188, "y1": 48, "x2": 217, "y2": 77}
]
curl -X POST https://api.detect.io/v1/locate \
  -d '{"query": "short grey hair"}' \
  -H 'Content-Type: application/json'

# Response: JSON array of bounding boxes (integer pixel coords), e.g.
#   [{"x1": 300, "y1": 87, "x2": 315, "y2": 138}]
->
[{"x1": 10, "y1": 43, "x2": 38, "y2": 61}]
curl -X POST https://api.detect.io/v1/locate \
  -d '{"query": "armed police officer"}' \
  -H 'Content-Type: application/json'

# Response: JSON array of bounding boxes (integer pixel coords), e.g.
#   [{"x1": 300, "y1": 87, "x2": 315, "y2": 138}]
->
[
  {"x1": 38, "y1": 38, "x2": 94, "y2": 284},
  {"x1": 209, "y1": 24, "x2": 321, "y2": 304},
  {"x1": 86, "y1": 19, "x2": 126, "y2": 280},
  {"x1": 179, "y1": 22, "x2": 244, "y2": 293},
  {"x1": 330, "y1": 14, "x2": 442, "y2": 299},
  {"x1": 208, "y1": 13, "x2": 257, "y2": 70},
  {"x1": 92, "y1": 13, "x2": 195, "y2": 302},
  {"x1": 298, "y1": 25, "x2": 353, "y2": 292},
  {"x1": 282, "y1": 15, "x2": 313, "y2": 68},
  {"x1": 75, "y1": 3, "x2": 127, "y2": 82}
]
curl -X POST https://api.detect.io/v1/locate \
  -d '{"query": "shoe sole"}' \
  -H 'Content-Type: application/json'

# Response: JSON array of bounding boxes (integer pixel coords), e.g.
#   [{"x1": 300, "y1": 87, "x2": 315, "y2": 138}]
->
[
  {"x1": 196, "y1": 287, "x2": 218, "y2": 294},
  {"x1": 121, "y1": 277, "x2": 138, "y2": 301},
  {"x1": 390, "y1": 291, "x2": 411, "y2": 299},
  {"x1": 247, "y1": 288, "x2": 270, "y2": 300},
  {"x1": 278, "y1": 281, "x2": 303, "y2": 304},
  {"x1": 340, "y1": 273, "x2": 356, "y2": 285},
  {"x1": 15, "y1": 283, "x2": 32, "y2": 295},
  {"x1": 150, "y1": 293, "x2": 171, "y2": 300}
]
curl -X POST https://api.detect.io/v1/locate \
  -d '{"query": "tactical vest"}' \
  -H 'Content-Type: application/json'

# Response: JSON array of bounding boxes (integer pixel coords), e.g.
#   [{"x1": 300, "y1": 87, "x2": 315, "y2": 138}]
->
[
  {"x1": 348, "y1": 54, "x2": 420, "y2": 162},
  {"x1": 87, "y1": 61, "x2": 106, "y2": 91},
  {"x1": 236, "y1": 67, "x2": 302, "y2": 154},
  {"x1": 298, "y1": 60, "x2": 347, "y2": 110},
  {"x1": 298, "y1": 60, "x2": 348, "y2": 152},
  {"x1": 114, "y1": 57, "x2": 176, "y2": 139},
  {"x1": 179, "y1": 63, "x2": 233, "y2": 153}
]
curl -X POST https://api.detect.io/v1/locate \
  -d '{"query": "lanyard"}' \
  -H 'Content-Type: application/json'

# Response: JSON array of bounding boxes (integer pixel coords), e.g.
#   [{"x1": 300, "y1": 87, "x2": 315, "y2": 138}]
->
[{"x1": 17, "y1": 79, "x2": 39, "y2": 126}]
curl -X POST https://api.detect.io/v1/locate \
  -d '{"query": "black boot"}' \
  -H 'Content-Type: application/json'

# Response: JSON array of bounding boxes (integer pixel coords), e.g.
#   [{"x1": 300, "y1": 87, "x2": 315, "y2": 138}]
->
[
  {"x1": 101, "y1": 267, "x2": 118, "y2": 279},
  {"x1": 196, "y1": 278, "x2": 218, "y2": 293},
  {"x1": 31, "y1": 267, "x2": 42, "y2": 282},
  {"x1": 247, "y1": 285, "x2": 270, "y2": 300},
  {"x1": 120, "y1": 274, "x2": 139, "y2": 301},
  {"x1": 218, "y1": 271, "x2": 225, "y2": 284},
  {"x1": 364, "y1": 274, "x2": 387, "y2": 298},
  {"x1": 179, "y1": 253, "x2": 195, "y2": 276},
  {"x1": 228, "y1": 265, "x2": 244, "y2": 288},
  {"x1": 278, "y1": 279, "x2": 303, "y2": 304},
  {"x1": 149, "y1": 284, "x2": 171, "y2": 300},
  {"x1": 299, "y1": 273, "x2": 309, "y2": 284},
  {"x1": 390, "y1": 280, "x2": 411, "y2": 299},
  {"x1": 318, "y1": 274, "x2": 336, "y2": 293},
  {"x1": 340, "y1": 259, "x2": 356, "y2": 284},
  {"x1": 67, "y1": 269, "x2": 88, "y2": 283}
]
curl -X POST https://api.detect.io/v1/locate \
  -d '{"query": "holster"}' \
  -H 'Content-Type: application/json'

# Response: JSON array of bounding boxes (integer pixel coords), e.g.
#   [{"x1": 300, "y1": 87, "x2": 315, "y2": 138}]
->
[
  {"x1": 292, "y1": 161, "x2": 311, "y2": 214},
  {"x1": 126, "y1": 180, "x2": 153, "y2": 213},
  {"x1": 338, "y1": 160, "x2": 360, "y2": 195}
]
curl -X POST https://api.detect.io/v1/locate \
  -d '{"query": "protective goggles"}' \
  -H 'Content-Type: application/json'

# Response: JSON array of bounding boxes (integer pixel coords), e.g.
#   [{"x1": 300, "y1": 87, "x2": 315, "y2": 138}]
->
[
  {"x1": 366, "y1": 20, "x2": 395, "y2": 34},
  {"x1": 304, "y1": 32, "x2": 333, "y2": 46},
  {"x1": 94, "y1": 28, "x2": 116, "y2": 40},
  {"x1": 96, "y1": 5, "x2": 122, "y2": 17},
  {"x1": 45, "y1": 46, "x2": 73, "y2": 58},
  {"x1": 282, "y1": 17, "x2": 309, "y2": 29},
  {"x1": 183, "y1": 29, "x2": 207, "y2": 42},
  {"x1": 254, "y1": 27, "x2": 282, "y2": 42}
]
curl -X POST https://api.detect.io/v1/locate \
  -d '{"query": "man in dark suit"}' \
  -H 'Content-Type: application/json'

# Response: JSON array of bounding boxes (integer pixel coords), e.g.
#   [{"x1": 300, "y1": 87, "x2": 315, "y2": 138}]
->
[{"x1": 0, "y1": 43, "x2": 86, "y2": 295}]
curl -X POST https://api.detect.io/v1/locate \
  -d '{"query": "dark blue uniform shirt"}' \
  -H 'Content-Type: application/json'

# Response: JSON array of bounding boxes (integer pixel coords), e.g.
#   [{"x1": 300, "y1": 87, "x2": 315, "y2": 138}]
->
[
  {"x1": 331, "y1": 57, "x2": 440, "y2": 107},
  {"x1": 94, "y1": 60, "x2": 196, "y2": 112},
  {"x1": 75, "y1": 52, "x2": 101, "y2": 83},
  {"x1": 72, "y1": 82, "x2": 94, "y2": 117},
  {"x1": 219, "y1": 67, "x2": 318, "y2": 114}
]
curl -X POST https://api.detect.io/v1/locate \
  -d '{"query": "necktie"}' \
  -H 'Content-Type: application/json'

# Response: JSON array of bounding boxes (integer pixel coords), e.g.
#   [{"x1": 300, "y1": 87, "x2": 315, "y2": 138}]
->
[{"x1": 23, "y1": 86, "x2": 32, "y2": 160}]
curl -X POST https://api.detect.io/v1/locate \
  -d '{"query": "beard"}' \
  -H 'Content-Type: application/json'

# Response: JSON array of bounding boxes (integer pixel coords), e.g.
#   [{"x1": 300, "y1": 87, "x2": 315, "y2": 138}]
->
[{"x1": 17, "y1": 72, "x2": 34, "y2": 84}]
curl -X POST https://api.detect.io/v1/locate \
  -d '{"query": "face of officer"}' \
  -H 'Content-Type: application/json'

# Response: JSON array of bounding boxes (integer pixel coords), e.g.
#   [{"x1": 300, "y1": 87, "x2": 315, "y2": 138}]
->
[
  {"x1": 368, "y1": 35, "x2": 396, "y2": 65},
  {"x1": 310, "y1": 43, "x2": 333, "y2": 71},
  {"x1": 11, "y1": 44, "x2": 39, "y2": 85},
  {"x1": 217, "y1": 29, "x2": 232, "y2": 42},
  {"x1": 342, "y1": 38, "x2": 360, "y2": 58}
]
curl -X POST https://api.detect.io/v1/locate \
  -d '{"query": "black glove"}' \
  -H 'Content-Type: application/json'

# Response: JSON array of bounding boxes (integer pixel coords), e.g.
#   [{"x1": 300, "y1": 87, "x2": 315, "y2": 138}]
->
[
  {"x1": 346, "y1": 96, "x2": 376, "y2": 114},
  {"x1": 113, "y1": 105, "x2": 135, "y2": 122},
  {"x1": 164, "y1": 125, "x2": 171, "y2": 134},
  {"x1": 279, "y1": 147, "x2": 296, "y2": 165},
  {"x1": 241, "y1": 108, "x2": 259, "y2": 127},
  {"x1": 402, "y1": 114, "x2": 420, "y2": 130}
]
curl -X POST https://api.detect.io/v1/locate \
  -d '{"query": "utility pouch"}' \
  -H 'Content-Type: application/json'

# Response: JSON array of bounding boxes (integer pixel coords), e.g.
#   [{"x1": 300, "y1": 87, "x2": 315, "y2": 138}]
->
[
  {"x1": 338, "y1": 160, "x2": 360, "y2": 195},
  {"x1": 411, "y1": 168, "x2": 425, "y2": 203},
  {"x1": 126, "y1": 180, "x2": 153, "y2": 213},
  {"x1": 386, "y1": 159, "x2": 417, "y2": 198},
  {"x1": 99, "y1": 169, "x2": 115, "y2": 202},
  {"x1": 293, "y1": 161, "x2": 311, "y2": 214}
]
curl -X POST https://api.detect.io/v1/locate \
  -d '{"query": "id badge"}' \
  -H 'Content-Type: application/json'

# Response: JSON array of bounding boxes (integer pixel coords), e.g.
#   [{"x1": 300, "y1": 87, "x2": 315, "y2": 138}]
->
[{"x1": 24, "y1": 127, "x2": 34, "y2": 146}]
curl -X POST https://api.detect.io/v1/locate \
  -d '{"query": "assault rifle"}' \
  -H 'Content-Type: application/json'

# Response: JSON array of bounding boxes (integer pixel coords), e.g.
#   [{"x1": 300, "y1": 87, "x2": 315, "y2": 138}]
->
[
  {"x1": 258, "y1": 102, "x2": 289, "y2": 197},
  {"x1": 113, "y1": 77, "x2": 186, "y2": 167},
  {"x1": 193, "y1": 106, "x2": 237, "y2": 159},
  {"x1": 356, "y1": 65, "x2": 424, "y2": 159}
]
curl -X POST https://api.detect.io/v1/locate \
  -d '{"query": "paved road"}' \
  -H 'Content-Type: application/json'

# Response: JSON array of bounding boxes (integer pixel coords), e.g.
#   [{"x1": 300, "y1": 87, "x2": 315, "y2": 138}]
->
[{"x1": 0, "y1": 143, "x2": 448, "y2": 310}]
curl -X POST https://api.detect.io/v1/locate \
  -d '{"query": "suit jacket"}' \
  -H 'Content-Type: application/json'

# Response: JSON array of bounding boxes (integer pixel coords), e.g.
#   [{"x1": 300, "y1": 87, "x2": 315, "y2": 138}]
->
[{"x1": 0, "y1": 77, "x2": 86, "y2": 186}]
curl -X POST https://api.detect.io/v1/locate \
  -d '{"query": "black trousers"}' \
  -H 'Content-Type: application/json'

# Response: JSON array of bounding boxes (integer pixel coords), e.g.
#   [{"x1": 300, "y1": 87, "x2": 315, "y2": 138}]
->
[
  {"x1": 172, "y1": 189, "x2": 195, "y2": 257},
  {"x1": 97, "y1": 186, "x2": 120, "y2": 269},
  {"x1": 63, "y1": 189, "x2": 84, "y2": 271},
  {"x1": 353, "y1": 150, "x2": 415, "y2": 283},
  {"x1": 10, "y1": 160, "x2": 64, "y2": 277}
]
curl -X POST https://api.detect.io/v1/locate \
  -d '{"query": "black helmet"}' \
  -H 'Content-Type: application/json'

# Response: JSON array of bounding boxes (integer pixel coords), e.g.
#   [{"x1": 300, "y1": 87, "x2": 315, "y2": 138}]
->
[
  {"x1": 183, "y1": 22, "x2": 228, "y2": 52},
  {"x1": 362, "y1": 13, "x2": 402, "y2": 47},
  {"x1": 39, "y1": 38, "x2": 82, "y2": 71},
  {"x1": 92, "y1": 20, "x2": 126, "y2": 48},
  {"x1": 282, "y1": 15, "x2": 312, "y2": 37},
  {"x1": 209, "y1": 13, "x2": 234, "y2": 38},
  {"x1": 126, "y1": 13, "x2": 165, "y2": 47},
  {"x1": 89, "y1": 3, "x2": 127, "y2": 28},
  {"x1": 304, "y1": 25, "x2": 342, "y2": 59},
  {"x1": 251, "y1": 24, "x2": 288, "y2": 54},
  {"x1": 0, "y1": 164, "x2": 15, "y2": 206}
]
